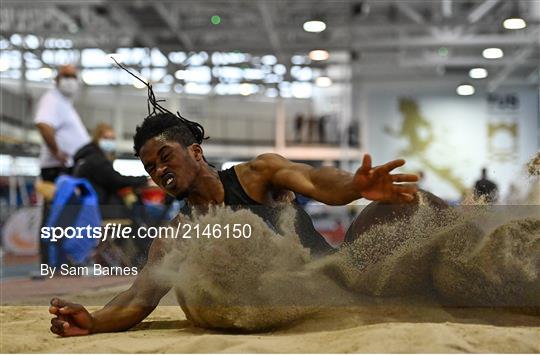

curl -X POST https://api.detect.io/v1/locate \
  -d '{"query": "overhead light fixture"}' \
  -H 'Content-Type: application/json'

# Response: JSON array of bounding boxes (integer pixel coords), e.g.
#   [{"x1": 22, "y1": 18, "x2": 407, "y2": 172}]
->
[
  {"x1": 437, "y1": 47, "x2": 449, "y2": 57},
  {"x1": 0, "y1": 58, "x2": 9, "y2": 72},
  {"x1": 174, "y1": 70, "x2": 185, "y2": 80},
  {"x1": 456, "y1": 84, "x2": 475, "y2": 96},
  {"x1": 239, "y1": 83, "x2": 254, "y2": 96},
  {"x1": 315, "y1": 76, "x2": 332, "y2": 87},
  {"x1": 482, "y1": 48, "x2": 503, "y2": 59},
  {"x1": 211, "y1": 15, "x2": 221, "y2": 25},
  {"x1": 38, "y1": 67, "x2": 53, "y2": 79},
  {"x1": 133, "y1": 78, "x2": 147, "y2": 89},
  {"x1": 107, "y1": 53, "x2": 124, "y2": 63},
  {"x1": 303, "y1": 20, "x2": 326, "y2": 33},
  {"x1": 503, "y1": 17, "x2": 526, "y2": 29},
  {"x1": 469, "y1": 68, "x2": 488, "y2": 79},
  {"x1": 503, "y1": 3, "x2": 527, "y2": 30},
  {"x1": 309, "y1": 50, "x2": 329, "y2": 61}
]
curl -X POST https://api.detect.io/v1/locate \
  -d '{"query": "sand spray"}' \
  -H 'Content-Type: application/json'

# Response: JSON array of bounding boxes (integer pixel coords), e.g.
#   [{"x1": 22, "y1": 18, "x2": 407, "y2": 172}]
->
[{"x1": 151, "y1": 152, "x2": 540, "y2": 331}]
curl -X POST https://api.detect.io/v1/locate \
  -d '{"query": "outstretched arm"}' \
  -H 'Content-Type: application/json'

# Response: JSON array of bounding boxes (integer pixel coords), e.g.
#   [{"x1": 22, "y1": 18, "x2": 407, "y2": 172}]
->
[
  {"x1": 49, "y1": 239, "x2": 171, "y2": 336},
  {"x1": 252, "y1": 153, "x2": 418, "y2": 206}
]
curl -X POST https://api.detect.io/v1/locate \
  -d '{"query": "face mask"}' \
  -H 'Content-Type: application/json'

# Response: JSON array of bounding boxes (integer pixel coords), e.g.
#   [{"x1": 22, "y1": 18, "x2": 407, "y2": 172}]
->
[
  {"x1": 98, "y1": 139, "x2": 117, "y2": 153},
  {"x1": 58, "y1": 77, "x2": 79, "y2": 98}
]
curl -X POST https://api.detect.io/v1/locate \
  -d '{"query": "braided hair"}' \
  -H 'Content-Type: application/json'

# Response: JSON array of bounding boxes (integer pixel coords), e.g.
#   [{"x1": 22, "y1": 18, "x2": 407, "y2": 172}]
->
[{"x1": 111, "y1": 58, "x2": 208, "y2": 156}]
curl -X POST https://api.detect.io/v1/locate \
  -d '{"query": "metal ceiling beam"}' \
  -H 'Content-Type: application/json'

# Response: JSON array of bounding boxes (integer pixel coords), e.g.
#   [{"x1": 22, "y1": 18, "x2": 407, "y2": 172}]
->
[
  {"x1": 49, "y1": 6, "x2": 79, "y2": 32},
  {"x1": 175, "y1": 22, "x2": 538, "y2": 41},
  {"x1": 2, "y1": 31, "x2": 537, "y2": 55},
  {"x1": 468, "y1": 0, "x2": 500, "y2": 23},
  {"x1": 107, "y1": 3, "x2": 155, "y2": 48},
  {"x1": 488, "y1": 44, "x2": 537, "y2": 91},
  {"x1": 442, "y1": 0, "x2": 453, "y2": 18},
  {"x1": 353, "y1": 33, "x2": 539, "y2": 49},
  {"x1": 152, "y1": 2, "x2": 193, "y2": 52},
  {"x1": 2, "y1": 0, "x2": 103, "y2": 5},
  {"x1": 399, "y1": 56, "x2": 539, "y2": 68},
  {"x1": 256, "y1": 0, "x2": 283, "y2": 60},
  {"x1": 394, "y1": 1, "x2": 425, "y2": 24}
]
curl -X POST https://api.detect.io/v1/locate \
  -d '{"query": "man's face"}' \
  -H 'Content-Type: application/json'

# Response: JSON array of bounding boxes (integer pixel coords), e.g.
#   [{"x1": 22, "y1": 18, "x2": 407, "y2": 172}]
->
[
  {"x1": 56, "y1": 65, "x2": 78, "y2": 82},
  {"x1": 139, "y1": 137, "x2": 200, "y2": 199}
]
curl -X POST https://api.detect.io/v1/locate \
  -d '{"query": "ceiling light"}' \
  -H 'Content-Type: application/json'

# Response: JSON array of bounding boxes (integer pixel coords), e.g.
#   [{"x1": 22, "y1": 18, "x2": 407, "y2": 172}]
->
[
  {"x1": 456, "y1": 84, "x2": 475, "y2": 96},
  {"x1": 0, "y1": 59, "x2": 9, "y2": 72},
  {"x1": 265, "y1": 87, "x2": 278, "y2": 98},
  {"x1": 315, "y1": 76, "x2": 332, "y2": 87},
  {"x1": 482, "y1": 48, "x2": 503, "y2": 59},
  {"x1": 291, "y1": 55, "x2": 309, "y2": 65},
  {"x1": 107, "y1": 53, "x2": 124, "y2": 63},
  {"x1": 133, "y1": 78, "x2": 147, "y2": 89},
  {"x1": 211, "y1": 15, "x2": 221, "y2": 25},
  {"x1": 437, "y1": 47, "x2": 449, "y2": 57},
  {"x1": 239, "y1": 83, "x2": 254, "y2": 96},
  {"x1": 503, "y1": 17, "x2": 526, "y2": 30},
  {"x1": 38, "y1": 67, "x2": 53, "y2": 78},
  {"x1": 469, "y1": 68, "x2": 488, "y2": 79},
  {"x1": 174, "y1": 70, "x2": 185, "y2": 80},
  {"x1": 309, "y1": 50, "x2": 329, "y2": 61},
  {"x1": 261, "y1": 55, "x2": 277, "y2": 65},
  {"x1": 303, "y1": 20, "x2": 326, "y2": 33},
  {"x1": 273, "y1": 64, "x2": 286, "y2": 75}
]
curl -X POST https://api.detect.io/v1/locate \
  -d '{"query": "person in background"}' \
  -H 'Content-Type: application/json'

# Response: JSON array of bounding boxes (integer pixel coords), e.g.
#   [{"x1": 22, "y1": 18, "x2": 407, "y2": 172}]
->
[
  {"x1": 34, "y1": 64, "x2": 90, "y2": 265},
  {"x1": 318, "y1": 115, "x2": 327, "y2": 144},
  {"x1": 294, "y1": 113, "x2": 304, "y2": 143},
  {"x1": 473, "y1": 167, "x2": 498, "y2": 203},
  {"x1": 73, "y1": 122, "x2": 148, "y2": 218},
  {"x1": 307, "y1": 115, "x2": 317, "y2": 143}
]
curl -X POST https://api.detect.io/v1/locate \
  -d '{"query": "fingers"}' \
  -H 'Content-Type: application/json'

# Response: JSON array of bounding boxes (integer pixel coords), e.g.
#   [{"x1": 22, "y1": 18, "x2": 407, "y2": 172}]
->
[
  {"x1": 395, "y1": 192, "x2": 416, "y2": 203},
  {"x1": 393, "y1": 184, "x2": 418, "y2": 195},
  {"x1": 49, "y1": 298, "x2": 63, "y2": 315},
  {"x1": 50, "y1": 297, "x2": 65, "y2": 308},
  {"x1": 358, "y1": 154, "x2": 372, "y2": 175},
  {"x1": 50, "y1": 317, "x2": 69, "y2": 336},
  {"x1": 391, "y1": 174, "x2": 419, "y2": 183},
  {"x1": 50, "y1": 298, "x2": 82, "y2": 315},
  {"x1": 379, "y1": 159, "x2": 406, "y2": 173}
]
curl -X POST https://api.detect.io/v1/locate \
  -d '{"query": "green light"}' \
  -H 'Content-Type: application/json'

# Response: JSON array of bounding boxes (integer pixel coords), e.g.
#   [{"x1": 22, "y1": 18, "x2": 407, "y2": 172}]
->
[
  {"x1": 438, "y1": 47, "x2": 449, "y2": 57},
  {"x1": 211, "y1": 15, "x2": 221, "y2": 25}
]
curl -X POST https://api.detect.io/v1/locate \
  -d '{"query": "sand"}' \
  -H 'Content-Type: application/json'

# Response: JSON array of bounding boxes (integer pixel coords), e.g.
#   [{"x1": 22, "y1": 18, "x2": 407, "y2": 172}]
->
[
  {"x1": 527, "y1": 150, "x2": 540, "y2": 177},
  {"x1": 153, "y1": 205, "x2": 355, "y2": 332},
  {"x1": 2, "y1": 201, "x2": 539, "y2": 352},
  {"x1": 2, "y1": 290, "x2": 539, "y2": 353},
  {"x1": 154, "y1": 194, "x2": 539, "y2": 333},
  {"x1": 2, "y1": 157, "x2": 540, "y2": 351}
]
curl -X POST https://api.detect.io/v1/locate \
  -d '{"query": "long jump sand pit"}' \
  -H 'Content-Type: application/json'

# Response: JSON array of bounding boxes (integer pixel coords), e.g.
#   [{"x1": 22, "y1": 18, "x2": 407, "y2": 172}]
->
[
  {"x1": 1, "y1": 290, "x2": 539, "y2": 353},
  {"x1": 3, "y1": 174, "x2": 540, "y2": 353},
  {"x1": 2, "y1": 202, "x2": 539, "y2": 353}
]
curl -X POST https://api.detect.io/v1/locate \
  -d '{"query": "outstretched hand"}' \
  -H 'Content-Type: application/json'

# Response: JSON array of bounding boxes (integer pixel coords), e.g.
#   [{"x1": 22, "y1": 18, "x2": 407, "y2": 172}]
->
[
  {"x1": 353, "y1": 154, "x2": 418, "y2": 203},
  {"x1": 49, "y1": 298, "x2": 94, "y2": 337}
]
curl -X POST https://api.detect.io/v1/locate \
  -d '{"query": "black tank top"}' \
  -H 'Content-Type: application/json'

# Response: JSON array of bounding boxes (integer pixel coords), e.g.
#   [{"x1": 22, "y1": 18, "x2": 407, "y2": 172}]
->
[{"x1": 217, "y1": 167, "x2": 335, "y2": 257}]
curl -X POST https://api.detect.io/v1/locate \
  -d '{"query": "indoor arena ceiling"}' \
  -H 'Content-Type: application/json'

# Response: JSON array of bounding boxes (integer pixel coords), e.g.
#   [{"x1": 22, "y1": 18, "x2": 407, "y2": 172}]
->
[{"x1": 1, "y1": 0, "x2": 539, "y2": 87}]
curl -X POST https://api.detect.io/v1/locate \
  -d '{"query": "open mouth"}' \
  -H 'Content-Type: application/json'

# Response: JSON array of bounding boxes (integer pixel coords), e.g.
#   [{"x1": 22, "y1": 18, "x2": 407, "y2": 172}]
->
[{"x1": 161, "y1": 172, "x2": 176, "y2": 189}]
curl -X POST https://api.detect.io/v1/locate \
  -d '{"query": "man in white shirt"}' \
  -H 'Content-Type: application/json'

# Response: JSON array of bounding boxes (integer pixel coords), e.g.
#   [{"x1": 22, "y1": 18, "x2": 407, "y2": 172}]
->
[
  {"x1": 34, "y1": 64, "x2": 90, "y2": 265},
  {"x1": 35, "y1": 64, "x2": 90, "y2": 174}
]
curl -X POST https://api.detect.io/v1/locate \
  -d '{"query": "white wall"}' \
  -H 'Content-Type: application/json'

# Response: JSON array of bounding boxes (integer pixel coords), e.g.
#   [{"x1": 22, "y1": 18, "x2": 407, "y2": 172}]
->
[{"x1": 363, "y1": 82, "x2": 539, "y2": 201}]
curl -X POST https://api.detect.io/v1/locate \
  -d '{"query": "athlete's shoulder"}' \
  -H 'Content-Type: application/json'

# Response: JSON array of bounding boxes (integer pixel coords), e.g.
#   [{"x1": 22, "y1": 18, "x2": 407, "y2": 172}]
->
[{"x1": 248, "y1": 153, "x2": 291, "y2": 172}]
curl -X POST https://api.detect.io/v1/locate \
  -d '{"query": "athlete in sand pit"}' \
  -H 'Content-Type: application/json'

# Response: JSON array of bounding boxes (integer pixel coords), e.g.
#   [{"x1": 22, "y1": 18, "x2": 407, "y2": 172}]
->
[
  {"x1": 49, "y1": 111, "x2": 418, "y2": 336},
  {"x1": 49, "y1": 64, "x2": 418, "y2": 336}
]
